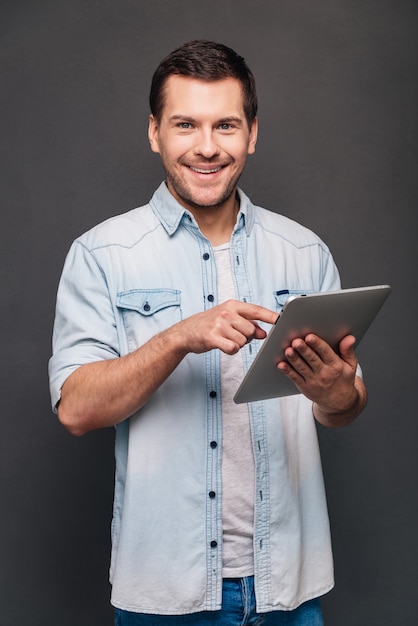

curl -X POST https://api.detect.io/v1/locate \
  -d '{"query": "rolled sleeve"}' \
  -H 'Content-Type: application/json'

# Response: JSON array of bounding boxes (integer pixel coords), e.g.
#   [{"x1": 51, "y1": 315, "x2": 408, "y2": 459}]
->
[{"x1": 48, "y1": 239, "x2": 120, "y2": 412}]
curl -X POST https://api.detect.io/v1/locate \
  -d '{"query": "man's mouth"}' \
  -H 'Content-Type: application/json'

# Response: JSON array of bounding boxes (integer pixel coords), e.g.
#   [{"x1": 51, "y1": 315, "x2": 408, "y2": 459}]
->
[{"x1": 188, "y1": 165, "x2": 223, "y2": 174}]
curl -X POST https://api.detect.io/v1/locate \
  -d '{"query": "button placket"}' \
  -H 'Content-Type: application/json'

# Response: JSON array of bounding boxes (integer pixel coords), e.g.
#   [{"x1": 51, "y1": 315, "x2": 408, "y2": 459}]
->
[{"x1": 197, "y1": 235, "x2": 222, "y2": 607}]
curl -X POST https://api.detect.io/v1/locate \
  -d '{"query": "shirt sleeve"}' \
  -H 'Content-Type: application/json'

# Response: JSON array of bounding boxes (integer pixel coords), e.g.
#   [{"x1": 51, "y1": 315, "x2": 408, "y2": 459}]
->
[
  {"x1": 48, "y1": 239, "x2": 120, "y2": 412},
  {"x1": 318, "y1": 243, "x2": 341, "y2": 293}
]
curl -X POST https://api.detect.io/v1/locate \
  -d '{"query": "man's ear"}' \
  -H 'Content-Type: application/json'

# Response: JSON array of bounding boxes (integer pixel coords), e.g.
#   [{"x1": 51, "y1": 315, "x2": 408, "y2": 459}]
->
[
  {"x1": 148, "y1": 115, "x2": 160, "y2": 154},
  {"x1": 247, "y1": 117, "x2": 258, "y2": 155}
]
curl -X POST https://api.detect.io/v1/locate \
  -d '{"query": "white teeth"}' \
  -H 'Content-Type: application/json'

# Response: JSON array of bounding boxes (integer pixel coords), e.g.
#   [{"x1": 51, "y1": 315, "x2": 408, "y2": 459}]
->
[{"x1": 190, "y1": 166, "x2": 222, "y2": 174}]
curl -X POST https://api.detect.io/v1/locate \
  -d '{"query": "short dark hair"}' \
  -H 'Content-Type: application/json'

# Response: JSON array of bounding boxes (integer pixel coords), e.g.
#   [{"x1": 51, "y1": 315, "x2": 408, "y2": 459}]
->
[{"x1": 149, "y1": 40, "x2": 258, "y2": 128}]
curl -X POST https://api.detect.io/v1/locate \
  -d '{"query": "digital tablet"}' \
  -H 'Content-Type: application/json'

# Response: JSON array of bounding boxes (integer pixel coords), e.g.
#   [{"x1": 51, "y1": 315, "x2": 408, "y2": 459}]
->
[{"x1": 233, "y1": 285, "x2": 391, "y2": 404}]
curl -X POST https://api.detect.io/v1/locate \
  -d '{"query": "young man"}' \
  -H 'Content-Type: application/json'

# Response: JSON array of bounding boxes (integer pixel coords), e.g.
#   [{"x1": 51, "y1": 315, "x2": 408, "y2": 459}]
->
[{"x1": 49, "y1": 40, "x2": 367, "y2": 625}]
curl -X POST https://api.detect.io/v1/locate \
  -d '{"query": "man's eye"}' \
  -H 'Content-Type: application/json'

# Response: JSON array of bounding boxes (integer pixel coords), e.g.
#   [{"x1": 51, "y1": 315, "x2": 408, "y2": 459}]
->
[
  {"x1": 178, "y1": 122, "x2": 192, "y2": 129},
  {"x1": 219, "y1": 123, "x2": 232, "y2": 130}
]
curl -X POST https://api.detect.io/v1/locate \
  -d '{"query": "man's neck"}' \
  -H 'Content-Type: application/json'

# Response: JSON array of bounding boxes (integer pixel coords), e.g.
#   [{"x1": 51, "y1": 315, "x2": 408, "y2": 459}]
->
[
  {"x1": 183, "y1": 192, "x2": 240, "y2": 246},
  {"x1": 195, "y1": 204, "x2": 239, "y2": 246}
]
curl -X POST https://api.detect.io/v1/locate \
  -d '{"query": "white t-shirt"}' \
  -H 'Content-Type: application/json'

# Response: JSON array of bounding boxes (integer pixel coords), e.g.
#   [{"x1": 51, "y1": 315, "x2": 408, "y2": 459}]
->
[{"x1": 214, "y1": 243, "x2": 255, "y2": 577}]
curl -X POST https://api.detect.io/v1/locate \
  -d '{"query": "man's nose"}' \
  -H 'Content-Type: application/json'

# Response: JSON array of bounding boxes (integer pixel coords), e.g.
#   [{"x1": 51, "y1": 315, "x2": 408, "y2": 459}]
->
[{"x1": 194, "y1": 128, "x2": 220, "y2": 159}]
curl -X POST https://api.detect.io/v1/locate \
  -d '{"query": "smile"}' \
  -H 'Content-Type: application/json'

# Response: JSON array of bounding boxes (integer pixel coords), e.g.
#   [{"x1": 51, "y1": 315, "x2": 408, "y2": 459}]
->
[{"x1": 188, "y1": 166, "x2": 223, "y2": 174}]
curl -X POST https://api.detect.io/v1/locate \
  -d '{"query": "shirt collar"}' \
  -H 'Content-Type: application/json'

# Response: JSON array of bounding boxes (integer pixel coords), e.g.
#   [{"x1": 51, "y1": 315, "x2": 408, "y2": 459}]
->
[{"x1": 150, "y1": 181, "x2": 255, "y2": 237}]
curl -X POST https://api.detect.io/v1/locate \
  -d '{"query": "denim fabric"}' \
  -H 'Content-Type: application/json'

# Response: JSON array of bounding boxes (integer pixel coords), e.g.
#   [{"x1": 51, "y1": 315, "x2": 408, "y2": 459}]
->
[
  {"x1": 115, "y1": 578, "x2": 324, "y2": 625},
  {"x1": 50, "y1": 182, "x2": 339, "y2": 613}
]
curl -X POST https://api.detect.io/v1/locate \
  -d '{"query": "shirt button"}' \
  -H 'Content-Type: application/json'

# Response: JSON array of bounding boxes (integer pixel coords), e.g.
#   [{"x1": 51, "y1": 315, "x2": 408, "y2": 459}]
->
[
  {"x1": 210, "y1": 441, "x2": 217, "y2": 449},
  {"x1": 209, "y1": 491, "x2": 216, "y2": 499},
  {"x1": 143, "y1": 302, "x2": 151, "y2": 312},
  {"x1": 210, "y1": 540, "x2": 218, "y2": 548},
  {"x1": 209, "y1": 391, "x2": 217, "y2": 398},
  {"x1": 203, "y1": 252, "x2": 210, "y2": 260},
  {"x1": 207, "y1": 294, "x2": 214, "y2": 302}
]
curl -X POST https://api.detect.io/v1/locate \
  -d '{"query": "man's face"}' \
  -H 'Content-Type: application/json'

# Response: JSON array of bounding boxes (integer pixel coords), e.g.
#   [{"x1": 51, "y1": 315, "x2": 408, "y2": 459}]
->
[{"x1": 148, "y1": 75, "x2": 258, "y2": 213}]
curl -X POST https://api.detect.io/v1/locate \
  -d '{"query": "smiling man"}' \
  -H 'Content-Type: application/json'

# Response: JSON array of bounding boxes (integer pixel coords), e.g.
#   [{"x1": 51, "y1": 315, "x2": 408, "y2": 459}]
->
[{"x1": 49, "y1": 40, "x2": 367, "y2": 625}]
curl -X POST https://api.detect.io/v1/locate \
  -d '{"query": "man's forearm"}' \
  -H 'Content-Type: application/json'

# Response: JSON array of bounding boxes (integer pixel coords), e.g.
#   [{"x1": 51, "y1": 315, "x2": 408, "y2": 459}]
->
[
  {"x1": 56, "y1": 300, "x2": 279, "y2": 436},
  {"x1": 57, "y1": 326, "x2": 188, "y2": 436}
]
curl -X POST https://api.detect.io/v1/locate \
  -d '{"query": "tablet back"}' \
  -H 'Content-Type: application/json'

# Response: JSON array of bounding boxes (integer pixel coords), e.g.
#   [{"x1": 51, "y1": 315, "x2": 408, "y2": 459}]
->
[{"x1": 233, "y1": 285, "x2": 392, "y2": 404}]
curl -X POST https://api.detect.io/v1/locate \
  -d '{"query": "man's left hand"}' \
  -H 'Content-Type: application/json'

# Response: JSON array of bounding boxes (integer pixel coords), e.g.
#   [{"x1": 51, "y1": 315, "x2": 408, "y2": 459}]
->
[{"x1": 277, "y1": 334, "x2": 367, "y2": 426}]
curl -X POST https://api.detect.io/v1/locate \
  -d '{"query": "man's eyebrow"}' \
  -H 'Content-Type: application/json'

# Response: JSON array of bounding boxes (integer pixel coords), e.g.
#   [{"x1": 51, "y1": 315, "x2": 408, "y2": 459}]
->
[
  {"x1": 218, "y1": 116, "x2": 244, "y2": 125},
  {"x1": 168, "y1": 115, "x2": 197, "y2": 123}
]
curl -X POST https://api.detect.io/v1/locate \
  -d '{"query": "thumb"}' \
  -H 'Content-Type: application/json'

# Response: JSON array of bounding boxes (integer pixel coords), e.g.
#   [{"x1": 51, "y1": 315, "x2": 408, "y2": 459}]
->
[{"x1": 339, "y1": 335, "x2": 358, "y2": 369}]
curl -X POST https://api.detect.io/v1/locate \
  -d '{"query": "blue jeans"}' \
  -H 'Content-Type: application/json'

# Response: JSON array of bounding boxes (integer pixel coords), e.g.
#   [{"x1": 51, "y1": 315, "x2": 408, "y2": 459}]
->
[{"x1": 114, "y1": 577, "x2": 324, "y2": 625}]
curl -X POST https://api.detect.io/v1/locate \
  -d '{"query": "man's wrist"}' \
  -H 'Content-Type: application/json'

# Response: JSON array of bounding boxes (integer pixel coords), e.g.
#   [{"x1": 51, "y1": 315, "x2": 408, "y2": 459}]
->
[{"x1": 313, "y1": 384, "x2": 367, "y2": 428}]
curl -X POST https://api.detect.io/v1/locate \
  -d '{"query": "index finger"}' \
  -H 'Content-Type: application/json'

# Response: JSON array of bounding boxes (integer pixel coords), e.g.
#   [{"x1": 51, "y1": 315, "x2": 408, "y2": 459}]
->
[
  {"x1": 304, "y1": 333, "x2": 340, "y2": 362},
  {"x1": 238, "y1": 302, "x2": 278, "y2": 326}
]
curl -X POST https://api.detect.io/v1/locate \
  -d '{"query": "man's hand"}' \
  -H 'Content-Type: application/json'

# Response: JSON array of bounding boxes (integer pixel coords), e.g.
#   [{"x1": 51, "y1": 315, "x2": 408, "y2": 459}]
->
[
  {"x1": 173, "y1": 299, "x2": 278, "y2": 356},
  {"x1": 277, "y1": 334, "x2": 367, "y2": 427}
]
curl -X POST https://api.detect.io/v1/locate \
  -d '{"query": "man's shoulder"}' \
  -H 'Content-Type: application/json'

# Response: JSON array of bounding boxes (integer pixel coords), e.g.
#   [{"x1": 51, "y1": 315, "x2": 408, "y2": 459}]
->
[
  {"x1": 252, "y1": 203, "x2": 328, "y2": 249},
  {"x1": 76, "y1": 202, "x2": 157, "y2": 251}
]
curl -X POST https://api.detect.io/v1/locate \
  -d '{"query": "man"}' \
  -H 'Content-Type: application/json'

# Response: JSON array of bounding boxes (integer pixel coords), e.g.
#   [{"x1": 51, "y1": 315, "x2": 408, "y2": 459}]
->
[{"x1": 49, "y1": 40, "x2": 367, "y2": 625}]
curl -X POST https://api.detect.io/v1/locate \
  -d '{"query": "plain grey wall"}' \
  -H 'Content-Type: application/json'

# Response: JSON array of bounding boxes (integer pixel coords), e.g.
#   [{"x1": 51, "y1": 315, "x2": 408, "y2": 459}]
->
[{"x1": 1, "y1": 1, "x2": 417, "y2": 624}]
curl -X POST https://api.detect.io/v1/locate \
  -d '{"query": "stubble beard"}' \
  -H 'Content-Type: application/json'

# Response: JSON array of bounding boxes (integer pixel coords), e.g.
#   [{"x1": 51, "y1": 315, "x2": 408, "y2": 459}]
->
[{"x1": 165, "y1": 167, "x2": 242, "y2": 211}]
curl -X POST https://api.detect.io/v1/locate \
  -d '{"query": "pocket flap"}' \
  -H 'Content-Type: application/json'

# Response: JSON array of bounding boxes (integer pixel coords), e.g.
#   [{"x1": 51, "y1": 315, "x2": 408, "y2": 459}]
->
[
  {"x1": 116, "y1": 289, "x2": 181, "y2": 316},
  {"x1": 274, "y1": 289, "x2": 312, "y2": 309}
]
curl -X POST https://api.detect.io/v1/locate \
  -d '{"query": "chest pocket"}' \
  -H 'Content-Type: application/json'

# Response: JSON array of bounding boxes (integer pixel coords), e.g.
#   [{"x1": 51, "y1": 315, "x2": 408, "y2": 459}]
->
[
  {"x1": 274, "y1": 289, "x2": 313, "y2": 313},
  {"x1": 116, "y1": 289, "x2": 182, "y2": 353}
]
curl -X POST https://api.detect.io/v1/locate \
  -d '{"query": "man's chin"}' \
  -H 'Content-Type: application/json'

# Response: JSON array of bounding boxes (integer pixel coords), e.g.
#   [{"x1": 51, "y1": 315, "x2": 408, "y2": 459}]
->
[
  {"x1": 175, "y1": 189, "x2": 236, "y2": 211},
  {"x1": 166, "y1": 176, "x2": 239, "y2": 212}
]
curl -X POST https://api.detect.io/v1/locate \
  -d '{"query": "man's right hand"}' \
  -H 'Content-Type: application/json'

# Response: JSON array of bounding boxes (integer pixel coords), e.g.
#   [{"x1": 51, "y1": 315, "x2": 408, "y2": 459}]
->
[{"x1": 171, "y1": 299, "x2": 278, "y2": 356}]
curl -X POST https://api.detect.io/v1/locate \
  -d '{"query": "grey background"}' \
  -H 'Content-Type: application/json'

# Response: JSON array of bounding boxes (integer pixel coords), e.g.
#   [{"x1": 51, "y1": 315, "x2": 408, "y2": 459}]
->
[{"x1": 1, "y1": 1, "x2": 417, "y2": 624}]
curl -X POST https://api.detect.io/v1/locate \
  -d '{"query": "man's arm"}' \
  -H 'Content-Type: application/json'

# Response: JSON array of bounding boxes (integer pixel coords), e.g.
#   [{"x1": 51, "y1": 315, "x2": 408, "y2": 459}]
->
[
  {"x1": 57, "y1": 300, "x2": 277, "y2": 436},
  {"x1": 277, "y1": 333, "x2": 367, "y2": 427}
]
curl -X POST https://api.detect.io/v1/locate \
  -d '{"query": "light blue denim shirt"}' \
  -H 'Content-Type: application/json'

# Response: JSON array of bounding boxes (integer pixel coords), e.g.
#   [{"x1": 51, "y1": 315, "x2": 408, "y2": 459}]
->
[{"x1": 49, "y1": 182, "x2": 341, "y2": 615}]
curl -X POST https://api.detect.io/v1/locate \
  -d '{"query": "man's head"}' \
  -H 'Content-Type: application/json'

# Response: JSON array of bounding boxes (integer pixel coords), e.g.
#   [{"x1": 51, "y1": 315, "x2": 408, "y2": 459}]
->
[
  {"x1": 148, "y1": 41, "x2": 258, "y2": 219},
  {"x1": 149, "y1": 40, "x2": 258, "y2": 130}
]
